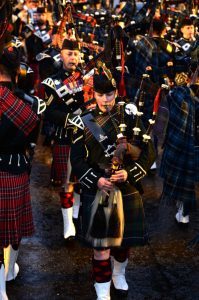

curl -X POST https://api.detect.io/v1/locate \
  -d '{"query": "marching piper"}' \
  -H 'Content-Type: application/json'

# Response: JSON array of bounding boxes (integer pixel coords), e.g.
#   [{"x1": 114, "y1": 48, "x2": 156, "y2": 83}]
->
[
  {"x1": 160, "y1": 64, "x2": 199, "y2": 227},
  {"x1": 42, "y1": 38, "x2": 85, "y2": 239},
  {"x1": 70, "y1": 64, "x2": 155, "y2": 299},
  {"x1": 176, "y1": 17, "x2": 197, "y2": 56},
  {"x1": 0, "y1": 43, "x2": 46, "y2": 300}
]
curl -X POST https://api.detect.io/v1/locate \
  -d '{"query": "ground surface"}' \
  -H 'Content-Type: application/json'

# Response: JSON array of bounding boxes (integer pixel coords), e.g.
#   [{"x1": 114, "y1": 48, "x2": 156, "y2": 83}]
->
[{"x1": 7, "y1": 141, "x2": 199, "y2": 300}]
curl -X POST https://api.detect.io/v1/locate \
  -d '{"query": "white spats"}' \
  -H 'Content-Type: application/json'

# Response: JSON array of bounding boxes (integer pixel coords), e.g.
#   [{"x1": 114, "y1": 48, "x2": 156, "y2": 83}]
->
[
  {"x1": 4, "y1": 245, "x2": 19, "y2": 281},
  {"x1": 72, "y1": 192, "x2": 80, "y2": 219},
  {"x1": 61, "y1": 208, "x2": 76, "y2": 239},
  {"x1": 0, "y1": 265, "x2": 8, "y2": 300},
  {"x1": 112, "y1": 259, "x2": 128, "y2": 292},
  {"x1": 175, "y1": 206, "x2": 189, "y2": 224},
  {"x1": 94, "y1": 281, "x2": 111, "y2": 300}
]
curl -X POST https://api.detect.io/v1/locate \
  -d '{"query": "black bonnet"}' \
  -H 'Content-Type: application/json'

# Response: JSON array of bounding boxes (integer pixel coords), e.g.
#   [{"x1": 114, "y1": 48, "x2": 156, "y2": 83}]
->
[
  {"x1": 61, "y1": 39, "x2": 79, "y2": 51},
  {"x1": 94, "y1": 61, "x2": 117, "y2": 94}
]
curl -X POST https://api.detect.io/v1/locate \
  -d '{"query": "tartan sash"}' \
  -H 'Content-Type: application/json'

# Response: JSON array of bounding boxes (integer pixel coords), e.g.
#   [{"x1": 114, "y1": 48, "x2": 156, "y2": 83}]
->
[{"x1": 82, "y1": 112, "x2": 116, "y2": 157}]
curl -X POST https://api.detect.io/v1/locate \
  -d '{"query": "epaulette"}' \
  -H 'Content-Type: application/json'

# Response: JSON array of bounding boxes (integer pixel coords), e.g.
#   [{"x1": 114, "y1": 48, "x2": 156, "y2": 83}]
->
[
  {"x1": 36, "y1": 52, "x2": 51, "y2": 62},
  {"x1": 36, "y1": 49, "x2": 61, "y2": 63},
  {"x1": 154, "y1": 38, "x2": 175, "y2": 54},
  {"x1": 166, "y1": 42, "x2": 173, "y2": 54},
  {"x1": 41, "y1": 78, "x2": 56, "y2": 91},
  {"x1": 25, "y1": 24, "x2": 34, "y2": 32},
  {"x1": 68, "y1": 115, "x2": 85, "y2": 130}
]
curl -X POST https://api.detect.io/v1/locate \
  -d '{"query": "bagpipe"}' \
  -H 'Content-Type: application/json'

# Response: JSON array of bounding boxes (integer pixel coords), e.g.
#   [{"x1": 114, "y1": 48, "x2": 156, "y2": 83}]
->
[
  {"x1": 133, "y1": 69, "x2": 170, "y2": 144},
  {"x1": 124, "y1": 0, "x2": 158, "y2": 36},
  {"x1": 72, "y1": 11, "x2": 97, "y2": 28},
  {"x1": 56, "y1": 1, "x2": 77, "y2": 48},
  {"x1": 103, "y1": 21, "x2": 130, "y2": 99},
  {"x1": 106, "y1": 100, "x2": 130, "y2": 174},
  {"x1": 56, "y1": 1, "x2": 99, "y2": 49},
  {"x1": 132, "y1": 73, "x2": 150, "y2": 141},
  {"x1": 142, "y1": 83, "x2": 169, "y2": 143},
  {"x1": 79, "y1": 41, "x2": 104, "y2": 54},
  {"x1": 113, "y1": 24, "x2": 128, "y2": 98}
]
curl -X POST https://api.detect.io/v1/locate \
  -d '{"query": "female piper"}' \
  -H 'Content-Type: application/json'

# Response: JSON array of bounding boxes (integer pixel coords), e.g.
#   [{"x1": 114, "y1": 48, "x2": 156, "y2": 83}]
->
[{"x1": 70, "y1": 64, "x2": 155, "y2": 299}]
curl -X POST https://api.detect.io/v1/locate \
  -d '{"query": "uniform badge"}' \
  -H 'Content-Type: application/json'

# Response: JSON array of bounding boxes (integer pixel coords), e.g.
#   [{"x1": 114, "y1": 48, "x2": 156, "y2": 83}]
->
[
  {"x1": 99, "y1": 134, "x2": 108, "y2": 142},
  {"x1": 104, "y1": 144, "x2": 116, "y2": 157}
]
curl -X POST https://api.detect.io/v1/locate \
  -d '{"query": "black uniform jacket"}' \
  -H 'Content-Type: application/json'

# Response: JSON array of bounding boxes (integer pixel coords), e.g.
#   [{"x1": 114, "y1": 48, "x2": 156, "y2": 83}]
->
[
  {"x1": 42, "y1": 68, "x2": 85, "y2": 144},
  {"x1": 0, "y1": 83, "x2": 43, "y2": 174},
  {"x1": 70, "y1": 103, "x2": 155, "y2": 195}
]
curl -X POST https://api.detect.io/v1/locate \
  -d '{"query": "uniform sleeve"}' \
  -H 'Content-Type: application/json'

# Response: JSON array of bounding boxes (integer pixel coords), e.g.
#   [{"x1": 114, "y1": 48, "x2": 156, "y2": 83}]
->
[
  {"x1": 43, "y1": 85, "x2": 70, "y2": 127},
  {"x1": 70, "y1": 127, "x2": 103, "y2": 190}
]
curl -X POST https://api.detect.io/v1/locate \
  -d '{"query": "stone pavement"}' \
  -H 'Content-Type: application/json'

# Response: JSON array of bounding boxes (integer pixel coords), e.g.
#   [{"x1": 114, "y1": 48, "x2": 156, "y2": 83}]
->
[{"x1": 7, "y1": 144, "x2": 199, "y2": 300}]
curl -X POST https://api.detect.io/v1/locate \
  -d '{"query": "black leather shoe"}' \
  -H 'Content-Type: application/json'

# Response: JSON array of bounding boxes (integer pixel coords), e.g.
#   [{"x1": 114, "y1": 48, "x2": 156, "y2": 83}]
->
[
  {"x1": 175, "y1": 218, "x2": 189, "y2": 229},
  {"x1": 112, "y1": 283, "x2": 128, "y2": 298}
]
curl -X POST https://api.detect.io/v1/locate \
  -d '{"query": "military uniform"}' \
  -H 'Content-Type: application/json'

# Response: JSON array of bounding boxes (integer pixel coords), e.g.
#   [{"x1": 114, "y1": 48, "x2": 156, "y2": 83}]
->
[
  {"x1": 68, "y1": 39, "x2": 155, "y2": 299},
  {"x1": 0, "y1": 83, "x2": 45, "y2": 247},
  {"x1": 177, "y1": 36, "x2": 197, "y2": 55},
  {"x1": 0, "y1": 81, "x2": 46, "y2": 298},
  {"x1": 70, "y1": 103, "x2": 155, "y2": 248},
  {"x1": 42, "y1": 38, "x2": 86, "y2": 239},
  {"x1": 42, "y1": 68, "x2": 84, "y2": 185}
]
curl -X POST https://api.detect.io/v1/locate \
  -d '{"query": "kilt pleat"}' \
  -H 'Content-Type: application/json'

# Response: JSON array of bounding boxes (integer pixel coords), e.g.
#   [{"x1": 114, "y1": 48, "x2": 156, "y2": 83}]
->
[
  {"x1": 0, "y1": 171, "x2": 34, "y2": 247},
  {"x1": 50, "y1": 144, "x2": 70, "y2": 185},
  {"x1": 121, "y1": 192, "x2": 147, "y2": 247}
]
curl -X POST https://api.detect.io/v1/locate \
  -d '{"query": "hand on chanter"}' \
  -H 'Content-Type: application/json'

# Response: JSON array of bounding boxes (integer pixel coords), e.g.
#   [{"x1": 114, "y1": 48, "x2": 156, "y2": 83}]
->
[
  {"x1": 110, "y1": 169, "x2": 128, "y2": 183},
  {"x1": 97, "y1": 177, "x2": 114, "y2": 192}
]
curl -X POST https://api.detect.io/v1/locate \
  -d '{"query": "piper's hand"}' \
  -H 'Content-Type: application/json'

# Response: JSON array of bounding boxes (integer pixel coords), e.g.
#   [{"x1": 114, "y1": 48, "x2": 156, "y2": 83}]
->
[
  {"x1": 97, "y1": 177, "x2": 113, "y2": 192},
  {"x1": 110, "y1": 170, "x2": 128, "y2": 183},
  {"x1": 127, "y1": 144, "x2": 142, "y2": 161}
]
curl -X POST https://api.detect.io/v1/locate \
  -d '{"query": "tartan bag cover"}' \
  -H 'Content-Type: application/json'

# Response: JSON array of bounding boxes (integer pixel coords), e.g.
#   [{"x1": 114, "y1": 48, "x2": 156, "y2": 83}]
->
[{"x1": 0, "y1": 86, "x2": 38, "y2": 136}]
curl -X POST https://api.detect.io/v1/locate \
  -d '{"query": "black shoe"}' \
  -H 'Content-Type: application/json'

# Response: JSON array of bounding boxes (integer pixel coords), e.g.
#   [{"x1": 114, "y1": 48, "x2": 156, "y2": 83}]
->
[
  {"x1": 175, "y1": 218, "x2": 189, "y2": 229},
  {"x1": 112, "y1": 283, "x2": 128, "y2": 298}
]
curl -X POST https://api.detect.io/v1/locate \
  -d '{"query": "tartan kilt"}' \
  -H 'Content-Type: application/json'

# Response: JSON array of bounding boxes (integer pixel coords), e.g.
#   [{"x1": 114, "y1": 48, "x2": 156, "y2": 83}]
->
[
  {"x1": 0, "y1": 171, "x2": 34, "y2": 247},
  {"x1": 50, "y1": 144, "x2": 70, "y2": 185},
  {"x1": 77, "y1": 186, "x2": 147, "y2": 249}
]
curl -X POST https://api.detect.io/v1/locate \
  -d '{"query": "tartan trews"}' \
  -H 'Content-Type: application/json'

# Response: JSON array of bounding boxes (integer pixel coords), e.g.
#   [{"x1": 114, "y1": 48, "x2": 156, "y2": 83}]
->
[{"x1": 0, "y1": 171, "x2": 34, "y2": 247}]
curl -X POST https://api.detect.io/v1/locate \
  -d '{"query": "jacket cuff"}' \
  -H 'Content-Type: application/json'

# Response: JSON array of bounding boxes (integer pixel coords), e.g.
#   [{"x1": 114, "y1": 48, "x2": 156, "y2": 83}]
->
[
  {"x1": 79, "y1": 168, "x2": 101, "y2": 189},
  {"x1": 126, "y1": 162, "x2": 147, "y2": 183}
]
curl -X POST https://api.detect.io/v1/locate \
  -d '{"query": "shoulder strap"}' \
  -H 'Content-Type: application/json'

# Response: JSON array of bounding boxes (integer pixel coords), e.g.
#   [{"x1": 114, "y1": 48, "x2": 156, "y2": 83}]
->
[{"x1": 82, "y1": 113, "x2": 116, "y2": 158}]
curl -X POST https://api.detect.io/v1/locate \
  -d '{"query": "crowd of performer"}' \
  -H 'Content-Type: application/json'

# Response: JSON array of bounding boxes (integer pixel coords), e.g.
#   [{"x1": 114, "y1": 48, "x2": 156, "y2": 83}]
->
[{"x1": 0, "y1": 0, "x2": 198, "y2": 299}]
